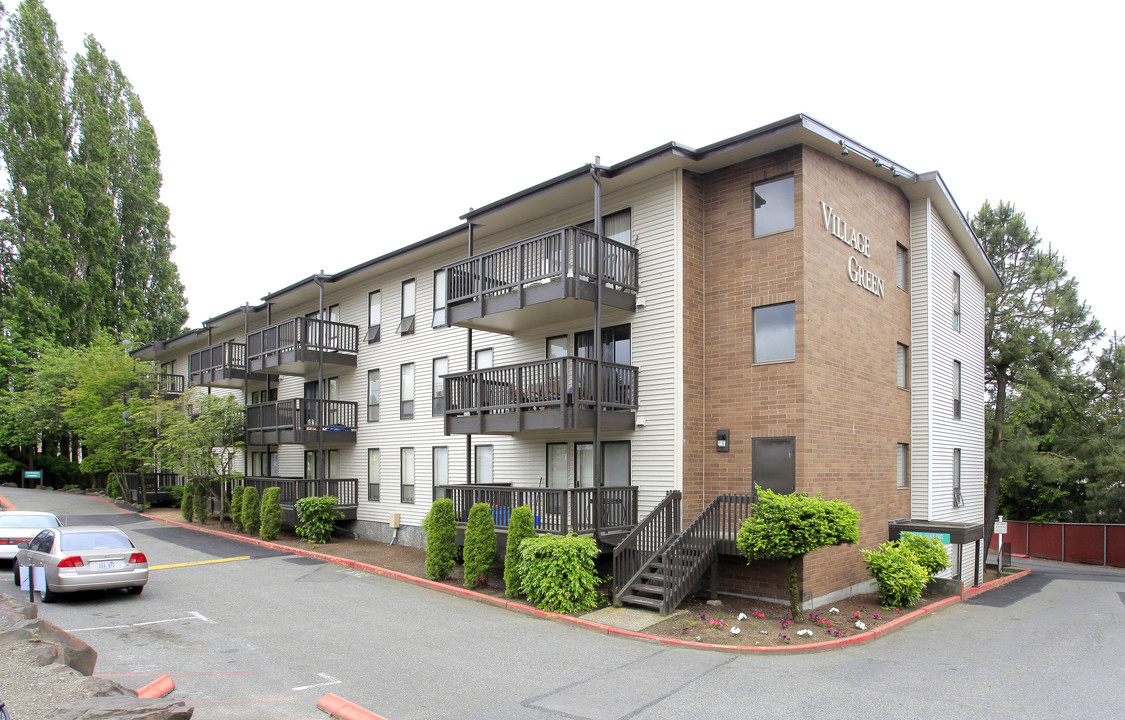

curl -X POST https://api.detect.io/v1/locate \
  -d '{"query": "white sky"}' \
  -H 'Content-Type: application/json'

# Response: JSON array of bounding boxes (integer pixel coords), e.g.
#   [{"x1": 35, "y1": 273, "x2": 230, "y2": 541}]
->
[{"x1": 37, "y1": 1, "x2": 1125, "y2": 339}]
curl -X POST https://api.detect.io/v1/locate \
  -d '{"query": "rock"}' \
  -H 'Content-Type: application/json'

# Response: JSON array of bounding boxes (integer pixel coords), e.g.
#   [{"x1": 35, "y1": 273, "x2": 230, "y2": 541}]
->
[
  {"x1": 45, "y1": 697, "x2": 193, "y2": 719},
  {"x1": 0, "y1": 618, "x2": 98, "y2": 676},
  {"x1": 705, "y1": 599, "x2": 722, "y2": 606},
  {"x1": 0, "y1": 593, "x2": 39, "y2": 629}
]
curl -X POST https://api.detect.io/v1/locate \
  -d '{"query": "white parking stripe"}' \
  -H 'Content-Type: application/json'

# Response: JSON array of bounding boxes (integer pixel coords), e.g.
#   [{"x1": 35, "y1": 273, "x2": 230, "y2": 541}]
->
[
  {"x1": 70, "y1": 612, "x2": 212, "y2": 633},
  {"x1": 292, "y1": 673, "x2": 342, "y2": 691}
]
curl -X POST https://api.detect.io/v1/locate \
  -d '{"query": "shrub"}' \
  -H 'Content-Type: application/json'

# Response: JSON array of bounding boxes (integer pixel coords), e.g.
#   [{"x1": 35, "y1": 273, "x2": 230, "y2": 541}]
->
[
  {"x1": 462, "y1": 502, "x2": 495, "y2": 588},
  {"x1": 863, "y1": 541, "x2": 931, "y2": 607},
  {"x1": 737, "y1": 487, "x2": 860, "y2": 616},
  {"x1": 504, "y1": 505, "x2": 537, "y2": 597},
  {"x1": 193, "y1": 482, "x2": 209, "y2": 524},
  {"x1": 259, "y1": 487, "x2": 282, "y2": 541},
  {"x1": 106, "y1": 475, "x2": 121, "y2": 498},
  {"x1": 295, "y1": 496, "x2": 342, "y2": 545},
  {"x1": 241, "y1": 486, "x2": 260, "y2": 535},
  {"x1": 231, "y1": 486, "x2": 245, "y2": 530},
  {"x1": 167, "y1": 485, "x2": 187, "y2": 506},
  {"x1": 518, "y1": 534, "x2": 602, "y2": 613},
  {"x1": 898, "y1": 533, "x2": 952, "y2": 576},
  {"x1": 423, "y1": 499, "x2": 457, "y2": 581},
  {"x1": 181, "y1": 485, "x2": 194, "y2": 522}
]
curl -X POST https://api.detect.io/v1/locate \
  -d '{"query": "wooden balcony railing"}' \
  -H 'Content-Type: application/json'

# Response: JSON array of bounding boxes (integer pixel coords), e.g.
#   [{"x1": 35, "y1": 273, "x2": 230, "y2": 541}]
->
[
  {"x1": 188, "y1": 341, "x2": 263, "y2": 386},
  {"x1": 435, "y1": 484, "x2": 637, "y2": 536},
  {"x1": 246, "y1": 317, "x2": 359, "y2": 374},
  {"x1": 442, "y1": 356, "x2": 637, "y2": 434},
  {"x1": 240, "y1": 476, "x2": 359, "y2": 524},
  {"x1": 245, "y1": 399, "x2": 358, "y2": 445},
  {"x1": 130, "y1": 373, "x2": 185, "y2": 397}
]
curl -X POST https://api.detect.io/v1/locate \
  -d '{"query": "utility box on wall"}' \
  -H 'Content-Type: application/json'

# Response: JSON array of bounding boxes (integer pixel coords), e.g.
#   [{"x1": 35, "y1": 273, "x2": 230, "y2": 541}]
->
[{"x1": 716, "y1": 429, "x2": 730, "y2": 452}]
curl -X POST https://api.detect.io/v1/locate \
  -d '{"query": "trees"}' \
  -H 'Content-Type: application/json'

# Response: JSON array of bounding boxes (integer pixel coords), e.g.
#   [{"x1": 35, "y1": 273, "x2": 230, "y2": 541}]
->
[
  {"x1": 158, "y1": 394, "x2": 244, "y2": 529},
  {"x1": 972, "y1": 202, "x2": 1102, "y2": 544},
  {"x1": 736, "y1": 488, "x2": 860, "y2": 617},
  {"x1": 423, "y1": 498, "x2": 457, "y2": 581}
]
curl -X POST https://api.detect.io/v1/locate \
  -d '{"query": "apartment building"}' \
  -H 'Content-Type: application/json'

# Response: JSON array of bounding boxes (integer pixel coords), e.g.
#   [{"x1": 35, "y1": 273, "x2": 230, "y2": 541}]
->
[{"x1": 132, "y1": 114, "x2": 1000, "y2": 611}]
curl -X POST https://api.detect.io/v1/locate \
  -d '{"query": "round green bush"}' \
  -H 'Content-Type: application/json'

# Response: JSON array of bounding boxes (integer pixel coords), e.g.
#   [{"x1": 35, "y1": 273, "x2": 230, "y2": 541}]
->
[
  {"x1": 423, "y1": 499, "x2": 457, "y2": 581},
  {"x1": 260, "y1": 487, "x2": 282, "y2": 541},
  {"x1": 181, "y1": 485, "x2": 194, "y2": 522},
  {"x1": 241, "y1": 486, "x2": 261, "y2": 535},
  {"x1": 518, "y1": 534, "x2": 602, "y2": 613},
  {"x1": 193, "y1": 482, "x2": 209, "y2": 524},
  {"x1": 862, "y1": 540, "x2": 931, "y2": 607},
  {"x1": 294, "y1": 496, "x2": 342, "y2": 545},
  {"x1": 899, "y1": 533, "x2": 952, "y2": 576},
  {"x1": 504, "y1": 505, "x2": 537, "y2": 597},
  {"x1": 462, "y1": 502, "x2": 495, "y2": 588},
  {"x1": 231, "y1": 486, "x2": 245, "y2": 531}
]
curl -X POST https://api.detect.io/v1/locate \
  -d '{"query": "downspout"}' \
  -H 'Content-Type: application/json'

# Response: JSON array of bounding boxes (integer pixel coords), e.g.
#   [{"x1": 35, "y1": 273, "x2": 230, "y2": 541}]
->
[
  {"x1": 466, "y1": 222, "x2": 475, "y2": 486},
  {"x1": 315, "y1": 273, "x2": 327, "y2": 482},
  {"x1": 591, "y1": 161, "x2": 604, "y2": 541},
  {"x1": 242, "y1": 303, "x2": 250, "y2": 482}
]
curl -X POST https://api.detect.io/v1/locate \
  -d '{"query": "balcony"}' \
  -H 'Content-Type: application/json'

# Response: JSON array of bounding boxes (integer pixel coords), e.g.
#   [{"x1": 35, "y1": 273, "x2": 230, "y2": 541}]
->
[
  {"x1": 435, "y1": 484, "x2": 637, "y2": 537},
  {"x1": 245, "y1": 399, "x2": 358, "y2": 446},
  {"x1": 240, "y1": 476, "x2": 358, "y2": 525},
  {"x1": 131, "y1": 373, "x2": 185, "y2": 399},
  {"x1": 246, "y1": 317, "x2": 358, "y2": 376},
  {"x1": 188, "y1": 341, "x2": 267, "y2": 388},
  {"x1": 442, "y1": 226, "x2": 638, "y2": 335},
  {"x1": 442, "y1": 356, "x2": 637, "y2": 435}
]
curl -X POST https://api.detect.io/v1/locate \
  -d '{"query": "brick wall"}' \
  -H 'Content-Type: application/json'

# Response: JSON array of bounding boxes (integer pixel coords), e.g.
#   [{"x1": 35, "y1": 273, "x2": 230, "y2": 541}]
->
[{"x1": 681, "y1": 170, "x2": 708, "y2": 519}]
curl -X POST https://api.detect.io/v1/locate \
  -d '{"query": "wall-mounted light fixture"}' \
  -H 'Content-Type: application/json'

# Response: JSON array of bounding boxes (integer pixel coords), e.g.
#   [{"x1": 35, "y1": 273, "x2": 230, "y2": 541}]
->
[{"x1": 716, "y1": 429, "x2": 730, "y2": 452}]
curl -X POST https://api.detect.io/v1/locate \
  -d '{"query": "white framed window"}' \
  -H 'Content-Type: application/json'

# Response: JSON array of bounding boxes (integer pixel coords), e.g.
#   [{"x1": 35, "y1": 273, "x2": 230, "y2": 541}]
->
[
  {"x1": 953, "y1": 448, "x2": 963, "y2": 507},
  {"x1": 474, "y1": 445, "x2": 493, "y2": 484},
  {"x1": 897, "y1": 343, "x2": 909, "y2": 390},
  {"x1": 432, "y1": 356, "x2": 448, "y2": 416},
  {"x1": 367, "y1": 369, "x2": 380, "y2": 423},
  {"x1": 475, "y1": 348, "x2": 493, "y2": 369},
  {"x1": 368, "y1": 448, "x2": 380, "y2": 501},
  {"x1": 399, "y1": 279, "x2": 416, "y2": 335},
  {"x1": 896, "y1": 244, "x2": 909, "y2": 291},
  {"x1": 953, "y1": 360, "x2": 962, "y2": 419},
  {"x1": 897, "y1": 443, "x2": 909, "y2": 488},
  {"x1": 953, "y1": 272, "x2": 962, "y2": 332},
  {"x1": 400, "y1": 363, "x2": 414, "y2": 419},
  {"x1": 432, "y1": 446, "x2": 448, "y2": 497},
  {"x1": 433, "y1": 269, "x2": 447, "y2": 328},
  {"x1": 753, "y1": 302, "x2": 796, "y2": 363},
  {"x1": 752, "y1": 176, "x2": 795, "y2": 237},
  {"x1": 367, "y1": 290, "x2": 381, "y2": 343},
  {"x1": 400, "y1": 447, "x2": 415, "y2": 504}
]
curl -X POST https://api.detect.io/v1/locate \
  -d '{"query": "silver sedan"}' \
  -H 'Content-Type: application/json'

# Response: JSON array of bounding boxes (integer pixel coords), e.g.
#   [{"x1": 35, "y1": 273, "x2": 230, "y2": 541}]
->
[
  {"x1": 0, "y1": 510, "x2": 61, "y2": 560},
  {"x1": 13, "y1": 525, "x2": 149, "y2": 602}
]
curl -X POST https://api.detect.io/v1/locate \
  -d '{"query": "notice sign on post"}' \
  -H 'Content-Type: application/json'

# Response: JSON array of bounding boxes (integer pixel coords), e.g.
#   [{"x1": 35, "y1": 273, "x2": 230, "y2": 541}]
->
[
  {"x1": 994, "y1": 519, "x2": 1008, "y2": 535},
  {"x1": 23, "y1": 470, "x2": 42, "y2": 480}
]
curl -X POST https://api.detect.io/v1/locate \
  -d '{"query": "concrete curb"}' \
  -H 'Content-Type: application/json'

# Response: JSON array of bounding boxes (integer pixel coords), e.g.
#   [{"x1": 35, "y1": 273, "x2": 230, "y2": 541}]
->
[
  {"x1": 136, "y1": 674, "x2": 176, "y2": 699},
  {"x1": 31, "y1": 494, "x2": 1037, "y2": 655},
  {"x1": 318, "y1": 692, "x2": 389, "y2": 720}
]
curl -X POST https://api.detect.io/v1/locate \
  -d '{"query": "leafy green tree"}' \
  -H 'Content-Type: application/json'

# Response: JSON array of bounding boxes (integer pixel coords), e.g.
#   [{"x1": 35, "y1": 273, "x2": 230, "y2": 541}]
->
[
  {"x1": 158, "y1": 394, "x2": 244, "y2": 529},
  {"x1": 423, "y1": 498, "x2": 457, "y2": 581},
  {"x1": 972, "y1": 202, "x2": 1101, "y2": 545},
  {"x1": 737, "y1": 488, "x2": 860, "y2": 617},
  {"x1": 462, "y1": 502, "x2": 495, "y2": 588},
  {"x1": 504, "y1": 505, "x2": 536, "y2": 597}
]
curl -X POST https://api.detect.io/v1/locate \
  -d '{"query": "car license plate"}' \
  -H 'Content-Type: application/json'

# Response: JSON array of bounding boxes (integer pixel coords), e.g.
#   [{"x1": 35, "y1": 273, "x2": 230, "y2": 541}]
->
[{"x1": 95, "y1": 560, "x2": 124, "y2": 571}]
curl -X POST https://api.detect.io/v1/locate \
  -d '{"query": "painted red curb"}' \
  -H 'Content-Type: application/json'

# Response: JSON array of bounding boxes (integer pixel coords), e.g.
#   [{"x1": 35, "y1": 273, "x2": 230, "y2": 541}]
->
[
  {"x1": 0, "y1": 493, "x2": 14, "y2": 511},
  {"x1": 318, "y1": 692, "x2": 388, "y2": 720},
  {"x1": 136, "y1": 674, "x2": 175, "y2": 698}
]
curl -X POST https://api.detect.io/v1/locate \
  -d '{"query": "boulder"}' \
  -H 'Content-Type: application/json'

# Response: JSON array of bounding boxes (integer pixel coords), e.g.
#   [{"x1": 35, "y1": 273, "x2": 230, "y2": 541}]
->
[
  {"x1": 0, "y1": 592, "x2": 39, "y2": 629},
  {"x1": 0, "y1": 617, "x2": 98, "y2": 676},
  {"x1": 45, "y1": 697, "x2": 193, "y2": 719}
]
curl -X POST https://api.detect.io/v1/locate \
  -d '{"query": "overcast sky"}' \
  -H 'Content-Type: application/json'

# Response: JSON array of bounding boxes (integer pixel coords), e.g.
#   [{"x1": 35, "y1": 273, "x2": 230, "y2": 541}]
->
[{"x1": 36, "y1": 1, "x2": 1125, "y2": 340}]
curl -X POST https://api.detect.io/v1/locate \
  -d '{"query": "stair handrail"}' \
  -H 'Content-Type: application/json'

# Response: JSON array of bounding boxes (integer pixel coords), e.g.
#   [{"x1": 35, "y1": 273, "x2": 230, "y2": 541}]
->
[
  {"x1": 658, "y1": 491, "x2": 757, "y2": 615},
  {"x1": 612, "y1": 490, "x2": 681, "y2": 603}
]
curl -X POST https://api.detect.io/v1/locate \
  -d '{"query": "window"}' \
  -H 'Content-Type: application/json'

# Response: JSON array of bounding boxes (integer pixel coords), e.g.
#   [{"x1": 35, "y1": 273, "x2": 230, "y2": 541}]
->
[
  {"x1": 399, "y1": 279, "x2": 416, "y2": 335},
  {"x1": 367, "y1": 291, "x2": 382, "y2": 343},
  {"x1": 367, "y1": 369, "x2": 380, "y2": 422},
  {"x1": 368, "y1": 448, "x2": 380, "y2": 501},
  {"x1": 474, "y1": 348, "x2": 493, "y2": 369},
  {"x1": 251, "y1": 388, "x2": 277, "y2": 405},
  {"x1": 303, "y1": 449, "x2": 337, "y2": 479},
  {"x1": 400, "y1": 363, "x2": 414, "y2": 419},
  {"x1": 579, "y1": 208, "x2": 633, "y2": 245},
  {"x1": 897, "y1": 343, "x2": 909, "y2": 390},
  {"x1": 953, "y1": 360, "x2": 962, "y2": 419},
  {"x1": 251, "y1": 451, "x2": 277, "y2": 477},
  {"x1": 432, "y1": 357, "x2": 448, "y2": 416},
  {"x1": 546, "y1": 336, "x2": 568, "y2": 358},
  {"x1": 574, "y1": 441, "x2": 631, "y2": 488},
  {"x1": 546, "y1": 443, "x2": 568, "y2": 489},
  {"x1": 896, "y1": 244, "x2": 909, "y2": 291},
  {"x1": 474, "y1": 445, "x2": 494, "y2": 484},
  {"x1": 304, "y1": 451, "x2": 317, "y2": 479},
  {"x1": 897, "y1": 443, "x2": 909, "y2": 488},
  {"x1": 432, "y1": 269, "x2": 447, "y2": 328},
  {"x1": 753, "y1": 302, "x2": 796, "y2": 363},
  {"x1": 952, "y1": 448, "x2": 963, "y2": 507},
  {"x1": 752, "y1": 176, "x2": 795, "y2": 237},
  {"x1": 432, "y1": 446, "x2": 448, "y2": 497},
  {"x1": 952, "y1": 272, "x2": 962, "y2": 332},
  {"x1": 752, "y1": 437, "x2": 796, "y2": 494},
  {"x1": 400, "y1": 447, "x2": 415, "y2": 504}
]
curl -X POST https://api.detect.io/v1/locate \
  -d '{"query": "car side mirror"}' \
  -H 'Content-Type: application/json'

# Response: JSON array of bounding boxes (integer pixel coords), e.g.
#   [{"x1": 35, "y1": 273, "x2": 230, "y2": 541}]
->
[{"x1": 17, "y1": 542, "x2": 29, "y2": 549}]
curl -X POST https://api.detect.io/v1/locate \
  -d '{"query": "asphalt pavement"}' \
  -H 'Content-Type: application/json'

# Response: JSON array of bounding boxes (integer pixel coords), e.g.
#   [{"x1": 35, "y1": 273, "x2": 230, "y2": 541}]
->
[{"x1": 2, "y1": 487, "x2": 1122, "y2": 720}]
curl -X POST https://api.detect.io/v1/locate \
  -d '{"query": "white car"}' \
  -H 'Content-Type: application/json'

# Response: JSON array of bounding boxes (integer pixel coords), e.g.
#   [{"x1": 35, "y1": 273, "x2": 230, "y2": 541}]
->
[{"x1": 0, "y1": 510, "x2": 61, "y2": 561}]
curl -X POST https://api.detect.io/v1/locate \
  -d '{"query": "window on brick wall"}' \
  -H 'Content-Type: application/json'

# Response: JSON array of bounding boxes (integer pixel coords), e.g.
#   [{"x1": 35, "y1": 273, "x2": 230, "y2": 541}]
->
[
  {"x1": 752, "y1": 176, "x2": 795, "y2": 237},
  {"x1": 752, "y1": 437, "x2": 796, "y2": 494},
  {"x1": 952, "y1": 448, "x2": 963, "y2": 507},
  {"x1": 897, "y1": 443, "x2": 909, "y2": 488},
  {"x1": 897, "y1": 343, "x2": 909, "y2": 390},
  {"x1": 753, "y1": 302, "x2": 796, "y2": 363}
]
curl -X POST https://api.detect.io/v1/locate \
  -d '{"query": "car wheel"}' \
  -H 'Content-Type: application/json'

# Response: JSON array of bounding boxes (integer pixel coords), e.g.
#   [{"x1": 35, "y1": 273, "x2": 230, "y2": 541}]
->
[
  {"x1": 41, "y1": 583, "x2": 57, "y2": 603},
  {"x1": 12, "y1": 560, "x2": 20, "y2": 586},
  {"x1": 126, "y1": 585, "x2": 144, "y2": 595}
]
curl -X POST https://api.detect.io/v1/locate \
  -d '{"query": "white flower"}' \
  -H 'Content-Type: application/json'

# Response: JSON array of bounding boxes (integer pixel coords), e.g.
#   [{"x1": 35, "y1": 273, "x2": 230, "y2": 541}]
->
[
  {"x1": 737, "y1": 612, "x2": 748, "y2": 621},
  {"x1": 855, "y1": 620, "x2": 867, "y2": 630},
  {"x1": 829, "y1": 607, "x2": 840, "y2": 614},
  {"x1": 731, "y1": 627, "x2": 741, "y2": 635},
  {"x1": 797, "y1": 629, "x2": 813, "y2": 637},
  {"x1": 760, "y1": 629, "x2": 769, "y2": 634}
]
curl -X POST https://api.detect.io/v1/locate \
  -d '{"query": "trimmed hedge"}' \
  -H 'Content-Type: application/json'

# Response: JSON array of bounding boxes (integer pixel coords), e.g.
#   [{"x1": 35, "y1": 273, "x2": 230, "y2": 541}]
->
[
  {"x1": 504, "y1": 505, "x2": 537, "y2": 597},
  {"x1": 518, "y1": 534, "x2": 602, "y2": 613},
  {"x1": 181, "y1": 486, "x2": 194, "y2": 522},
  {"x1": 462, "y1": 502, "x2": 495, "y2": 588},
  {"x1": 193, "y1": 482, "x2": 209, "y2": 524},
  {"x1": 260, "y1": 487, "x2": 282, "y2": 541},
  {"x1": 863, "y1": 541, "x2": 930, "y2": 607},
  {"x1": 231, "y1": 486, "x2": 245, "y2": 531},
  {"x1": 241, "y1": 486, "x2": 261, "y2": 535},
  {"x1": 423, "y1": 499, "x2": 457, "y2": 581}
]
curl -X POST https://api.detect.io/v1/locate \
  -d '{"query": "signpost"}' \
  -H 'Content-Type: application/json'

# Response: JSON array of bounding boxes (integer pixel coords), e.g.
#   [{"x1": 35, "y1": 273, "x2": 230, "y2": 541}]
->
[
  {"x1": 995, "y1": 516, "x2": 1007, "y2": 571},
  {"x1": 22, "y1": 469, "x2": 42, "y2": 489}
]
